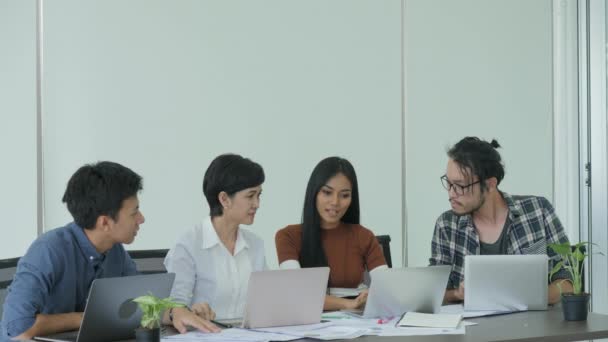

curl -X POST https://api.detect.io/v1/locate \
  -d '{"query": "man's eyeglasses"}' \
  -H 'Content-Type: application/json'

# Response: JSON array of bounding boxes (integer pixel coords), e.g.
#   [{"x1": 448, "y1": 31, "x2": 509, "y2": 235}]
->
[{"x1": 440, "y1": 175, "x2": 481, "y2": 196}]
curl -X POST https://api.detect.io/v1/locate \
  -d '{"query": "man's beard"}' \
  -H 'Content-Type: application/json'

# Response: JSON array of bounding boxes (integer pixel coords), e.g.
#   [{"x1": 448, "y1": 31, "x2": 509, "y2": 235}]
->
[{"x1": 453, "y1": 192, "x2": 486, "y2": 216}]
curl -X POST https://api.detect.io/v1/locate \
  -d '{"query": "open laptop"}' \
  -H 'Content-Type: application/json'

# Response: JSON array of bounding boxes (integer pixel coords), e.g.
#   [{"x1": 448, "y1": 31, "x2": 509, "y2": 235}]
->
[
  {"x1": 35, "y1": 273, "x2": 175, "y2": 342},
  {"x1": 240, "y1": 267, "x2": 329, "y2": 329},
  {"x1": 348, "y1": 265, "x2": 451, "y2": 318},
  {"x1": 465, "y1": 255, "x2": 548, "y2": 312}
]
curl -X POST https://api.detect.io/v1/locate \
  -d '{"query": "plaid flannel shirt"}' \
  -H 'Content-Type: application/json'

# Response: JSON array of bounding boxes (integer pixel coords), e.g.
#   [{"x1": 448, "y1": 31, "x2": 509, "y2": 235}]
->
[{"x1": 429, "y1": 192, "x2": 571, "y2": 289}]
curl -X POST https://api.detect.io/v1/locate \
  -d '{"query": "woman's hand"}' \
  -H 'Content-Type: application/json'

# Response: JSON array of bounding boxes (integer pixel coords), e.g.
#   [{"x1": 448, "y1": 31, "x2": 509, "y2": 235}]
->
[
  {"x1": 170, "y1": 307, "x2": 220, "y2": 334},
  {"x1": 343, "y1": 290, "x2": 368, "y2": 310},
  {"x1": 191, "y1": 302, "x2": 216, "y2": 320}
]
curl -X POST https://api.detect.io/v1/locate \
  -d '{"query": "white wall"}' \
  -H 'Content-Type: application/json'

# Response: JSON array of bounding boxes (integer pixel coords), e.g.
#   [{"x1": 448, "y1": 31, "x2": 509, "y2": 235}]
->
[
  {"x1": 0, "y1": 0, "x2": 38, "y2": 259},
  {"x1": 405, "y1": 0, "x2": 554, "y2": 266},
  {"x1": 41, "y1": 0, "x2": 404, "y2": 268},
  {"x1": 0, "y1": 0, "x2": 560, "y2": 271}
]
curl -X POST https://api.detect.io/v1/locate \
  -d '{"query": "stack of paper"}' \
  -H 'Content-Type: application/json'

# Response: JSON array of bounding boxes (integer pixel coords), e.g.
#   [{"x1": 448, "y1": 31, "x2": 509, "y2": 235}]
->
[
  {"x1": 397, "y1": 312, "x2": 462, "y2": 329},
  {"x1": 321, "y1": 310, "x2": 473, "y2": 337},
  {"x1": 163, "y1": 322, "x2": 368, "y2": 342},
  {"x1": 162, "y1": 328, "x2": 298, "y2": 342},
  {"x1": 440, "y1": 304, "x2": 512, "y2": 318},
  {"x1": 255, "y1": 322, "x2": 368, "y2": 340}
]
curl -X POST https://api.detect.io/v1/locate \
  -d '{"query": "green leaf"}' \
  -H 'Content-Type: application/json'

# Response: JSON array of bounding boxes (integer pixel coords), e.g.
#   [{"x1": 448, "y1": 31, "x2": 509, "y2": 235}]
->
[
  {"x1": 132, "y1": 294, "x2": 159, "y2": 306},
  {"x1": 574, "y1": 248, "x2": 585, "y2": 262},
  {"x1": 549, "y1": 260, "x2": 563, "y2": 281},
  {"x1": 548, "y1": 242, "x2": 571, "y2": 256},
  {"x1": 132, "y1": 293, "x2": 183, "y2": 329}
]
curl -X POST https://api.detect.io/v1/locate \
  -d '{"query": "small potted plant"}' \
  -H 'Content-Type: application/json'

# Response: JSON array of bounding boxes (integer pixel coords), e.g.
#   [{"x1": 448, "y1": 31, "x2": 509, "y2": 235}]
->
[
  {"x1": 548, "y1": 241, "x2": 593, "y2": 321},
  {"x1": 132, "y1": 293, "x2": 185, "y2": 342}
]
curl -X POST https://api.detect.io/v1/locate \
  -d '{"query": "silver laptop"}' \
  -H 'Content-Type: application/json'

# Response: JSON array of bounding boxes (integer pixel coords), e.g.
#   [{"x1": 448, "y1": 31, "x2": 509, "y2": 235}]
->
[
  {"x1": 241, "y1": 267, "x2": 329, "y2": 329},
  {"x1": 358, "y1": 265, "x2": 451, "y2": 318},
  {"x1": 465, "y1": 255, "x2": 548, "y2": 311},
  {"x1": 35, "y1": 273, "x2": 175, "y2": 342}
]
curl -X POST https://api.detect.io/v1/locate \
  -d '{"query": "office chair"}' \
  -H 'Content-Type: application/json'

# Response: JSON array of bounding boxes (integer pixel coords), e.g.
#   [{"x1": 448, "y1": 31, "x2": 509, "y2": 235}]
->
[
  {"x1": 128, "y1": 249, "x2": 169, "y2": 275},
  {"x1": 375, "y1": 235, "x2": 392, "y2": 268},
  {"x1": 0, "y1": 257, "x2": 20, "y2": 320}
]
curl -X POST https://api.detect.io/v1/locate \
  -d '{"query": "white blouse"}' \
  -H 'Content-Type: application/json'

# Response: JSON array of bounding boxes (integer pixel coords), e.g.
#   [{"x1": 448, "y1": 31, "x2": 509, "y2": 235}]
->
[{"x1": 164, "y1": 217, "x2": 267, "y2": 319}]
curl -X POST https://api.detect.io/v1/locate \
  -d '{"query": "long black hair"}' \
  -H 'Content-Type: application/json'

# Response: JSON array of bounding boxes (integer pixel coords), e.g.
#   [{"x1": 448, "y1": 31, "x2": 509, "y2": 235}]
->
[{"x1": 299, "y1": 156, "x2": 360, "y2": 268}]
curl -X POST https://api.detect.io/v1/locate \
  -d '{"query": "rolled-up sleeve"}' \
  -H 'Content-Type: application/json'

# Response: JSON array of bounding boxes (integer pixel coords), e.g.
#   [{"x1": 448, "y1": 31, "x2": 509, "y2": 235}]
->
[
  {"x1": 429, "y1": 215, "x2": 458, "y2": 289},
  {"x1": 164, "y1": 239, "x2": 197, "y2": 306},
  {"x1": 2, "y1": 244, "x2": 55, "y2": 338},
  {"x1": 541, "y1": 197, "x2": 573, "y2": 282},
  {"x1": 430, "y1": 218, "x2": 453, "y2": 266}
]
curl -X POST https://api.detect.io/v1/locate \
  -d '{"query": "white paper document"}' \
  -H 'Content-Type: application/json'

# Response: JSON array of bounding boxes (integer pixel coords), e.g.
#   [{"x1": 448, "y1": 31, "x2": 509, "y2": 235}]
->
[
  {"x1": 397, "y1": 312, "x2": 463, "y2": 328},
  {"x1": 380, "y1": 320, "x2": 475, "y2": 336},
  {"x1": 440, "y1": 304, "x2": 514, "y2": 318},
  {"x1": 254, "y1": 322, "x2": 367, "y2": 340},
  {"x1": 320, "y1": 311, "x2": 474, "y2": 337},
  {"x1": 322, "y1": 311, "x2": 394, "y2": 328},
  {"x1": 377, "y1": 324, "x2": 466, "y2": 336},
  {"x1": 162, "y1": 328, "x2": 298, "y2": 342}
]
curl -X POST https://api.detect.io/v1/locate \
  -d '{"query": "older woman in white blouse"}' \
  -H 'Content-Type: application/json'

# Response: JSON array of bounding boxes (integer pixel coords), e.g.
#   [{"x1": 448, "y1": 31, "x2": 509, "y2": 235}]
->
[{"x1": 164, "y1": 154, "x2": 267, "y2": 320}]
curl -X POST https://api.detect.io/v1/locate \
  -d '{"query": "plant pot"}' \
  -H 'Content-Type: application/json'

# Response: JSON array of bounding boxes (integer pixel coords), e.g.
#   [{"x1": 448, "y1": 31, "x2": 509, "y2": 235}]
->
[
  {"x1": 561, "y1": 293, "x2": 590, "y2": 321},
  {"x1": 135, "y1": 327, "x2": 161, "y2": 342}
]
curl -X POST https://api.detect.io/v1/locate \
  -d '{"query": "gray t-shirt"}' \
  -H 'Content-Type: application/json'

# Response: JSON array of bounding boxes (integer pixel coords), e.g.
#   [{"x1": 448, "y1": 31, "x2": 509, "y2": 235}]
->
[{"x1": 479, "y1": 216, "x2": 511, "y2": 255}]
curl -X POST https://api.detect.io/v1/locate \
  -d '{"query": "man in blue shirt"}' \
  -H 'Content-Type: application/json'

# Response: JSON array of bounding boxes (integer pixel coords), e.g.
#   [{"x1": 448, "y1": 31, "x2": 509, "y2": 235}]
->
[{"x1": 2, "y1": 161, "x2": 218, "y2": 340}]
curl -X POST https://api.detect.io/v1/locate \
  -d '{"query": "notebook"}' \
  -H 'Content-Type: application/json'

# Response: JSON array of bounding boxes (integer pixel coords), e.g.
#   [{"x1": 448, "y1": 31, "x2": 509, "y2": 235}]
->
[{"x1": 397, "y1": 312, "x2": 463, "y2": 328}]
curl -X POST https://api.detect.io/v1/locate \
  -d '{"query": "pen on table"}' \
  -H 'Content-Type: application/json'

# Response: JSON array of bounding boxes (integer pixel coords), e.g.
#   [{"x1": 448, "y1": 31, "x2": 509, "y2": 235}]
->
[
  {"x1": 377, "y1": 316, "x2": 394, "y2": 324},
  {"x1": 210, "y1": 320, "x2": 232, "y2": 329}
]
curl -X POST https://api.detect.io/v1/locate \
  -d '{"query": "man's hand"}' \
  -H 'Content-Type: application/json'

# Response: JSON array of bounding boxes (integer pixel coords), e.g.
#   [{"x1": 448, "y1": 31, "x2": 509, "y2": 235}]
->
[
  {"x1": 444, "y1": 282, "x2": 465, "y2": 303},
  {"x1": 170, "y1": 307, "x2": 220, "y2": 334},
  {"x1": 549, "y1": 279, "x2": 573, "y2": 304},
  {"x1": 14, "y1": 312, "x2": 84, "y2": 340},
  {"x1": 191, "y1": 302, "x2": 216, "y2": 320},
  {"x1": 455, "y1": 282, "x2": 465, "y2": 301}
]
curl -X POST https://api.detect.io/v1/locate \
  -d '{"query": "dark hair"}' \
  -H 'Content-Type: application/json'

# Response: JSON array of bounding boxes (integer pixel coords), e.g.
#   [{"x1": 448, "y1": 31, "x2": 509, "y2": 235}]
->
[
  {"x1": 62, "y1": 161, "x2": 143, "y2": 230},
  {"x1": 203, "y1": 154, "x2": 265, "y2": 217},
  {"x1": 300, "y1": 156, "x2": 360, "y2": 268},
  {"x1": 447, "y1": 137, "x2": 505, "y2": 191}
]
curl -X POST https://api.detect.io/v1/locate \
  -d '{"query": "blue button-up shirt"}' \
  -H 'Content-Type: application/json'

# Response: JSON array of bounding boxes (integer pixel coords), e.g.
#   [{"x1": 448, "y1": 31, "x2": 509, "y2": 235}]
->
[{"x1": 1, "y1": 222, "x2": 137, "y2": 338}]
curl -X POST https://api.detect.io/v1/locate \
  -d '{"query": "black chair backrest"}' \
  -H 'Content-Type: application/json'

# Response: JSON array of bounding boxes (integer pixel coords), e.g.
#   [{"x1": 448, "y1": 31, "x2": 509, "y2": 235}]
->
[
  {"x1": 375, "y1": 235, "x2": 392, "y2": 268},
  {"x1": 0, "y1": 257, "x2": 20, "y2": 321},
  {"x1": 128, "y1": 249, "x2": 169, "y2": 275}
]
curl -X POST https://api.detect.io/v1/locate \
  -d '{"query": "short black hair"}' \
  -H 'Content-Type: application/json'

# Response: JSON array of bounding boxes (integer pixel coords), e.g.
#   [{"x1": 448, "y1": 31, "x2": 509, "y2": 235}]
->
[
  {"x1": 447, "y1": 136, "x2": 505, "y2": 190},
  {"x1": 203, "y1": 154, "x2": 265, "y2": 217},
  {"x1": 62, "y1": 161, "x2": 143, "y2": 229},
  {"x1": 300, "y1": 156, "x2": 360, "y2": 268}
]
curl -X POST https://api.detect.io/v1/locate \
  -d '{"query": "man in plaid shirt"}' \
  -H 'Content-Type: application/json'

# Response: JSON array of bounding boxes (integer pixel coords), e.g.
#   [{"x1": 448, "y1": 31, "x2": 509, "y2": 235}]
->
[{"x1": 430, "y1": 137, "x2": 572, "y2": 304}]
